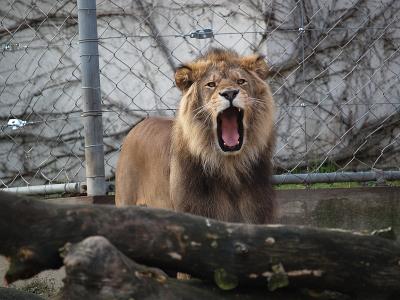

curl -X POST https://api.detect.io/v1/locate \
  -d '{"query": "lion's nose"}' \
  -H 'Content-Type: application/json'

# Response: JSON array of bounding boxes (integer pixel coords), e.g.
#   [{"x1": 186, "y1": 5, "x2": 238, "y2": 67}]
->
[{"x1": 219, "y1": 89, "x2": 239, "y2": 102}]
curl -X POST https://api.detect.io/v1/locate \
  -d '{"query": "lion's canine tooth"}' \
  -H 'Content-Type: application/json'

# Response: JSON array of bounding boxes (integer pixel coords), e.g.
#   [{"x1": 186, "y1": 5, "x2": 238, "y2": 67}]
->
[{"x1": 238, "y1": 108, "x2": 241, "y2": 112}]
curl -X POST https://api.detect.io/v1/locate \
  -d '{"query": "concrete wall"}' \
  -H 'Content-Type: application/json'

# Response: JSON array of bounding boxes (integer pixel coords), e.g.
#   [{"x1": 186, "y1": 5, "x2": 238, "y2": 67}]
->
[{"x1": 1, "y1": 0, "x2": 399, "y2": 187}]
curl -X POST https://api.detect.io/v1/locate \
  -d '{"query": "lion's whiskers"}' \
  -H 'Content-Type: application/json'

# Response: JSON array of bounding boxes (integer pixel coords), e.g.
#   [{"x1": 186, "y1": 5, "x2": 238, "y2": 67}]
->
[
  {"x1": 249, "y1": 97, "x2": 267, "y2": 109},
  {"x1": 249, "y1": 97, "x2": 265, "y2": 103},
  {"x1": 193, "y1": 104, "x2": 209, "y2": 119},
  {"x1": 193, "y1": 103, "x2": 207, "y2": 113},
  {"x1": 200, "y1": 112, "x2": 213, "y2": 128},
  {"x1": 193, "y1": 103, "x2": 215, "y2": 127}
]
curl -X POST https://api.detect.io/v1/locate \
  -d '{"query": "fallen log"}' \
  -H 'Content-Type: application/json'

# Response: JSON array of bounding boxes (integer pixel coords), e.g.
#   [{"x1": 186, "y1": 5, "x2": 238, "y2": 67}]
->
[
  {"x1": 1, "y1": 191, "x2": 400, "y2": 295},
  {"x1": 59, "y1": 235, "x2": 322, "y2": 300},
  {"x1": 0, "y1": 287, "x2": 44, "y2": 300}
]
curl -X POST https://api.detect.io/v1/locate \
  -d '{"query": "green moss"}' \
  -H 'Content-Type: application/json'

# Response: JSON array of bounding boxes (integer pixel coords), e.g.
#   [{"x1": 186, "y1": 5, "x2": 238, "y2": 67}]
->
[
  {"x1": 276, "y1": 180, "x2": 400, "y2": 190},
  {"x1": 213, "y1": 268, "x2": 238, "y2": 290},
  {"x1": 267, "y1": 264, "x2": 289, "y2": 291}
]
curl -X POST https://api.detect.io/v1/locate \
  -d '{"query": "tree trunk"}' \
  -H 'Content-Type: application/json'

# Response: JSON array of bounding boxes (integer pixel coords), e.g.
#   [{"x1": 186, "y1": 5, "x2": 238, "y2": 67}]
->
[
  {"x1": 0, "y1": 287, "x2": 44, "y2": 300},
  {"x1": 1, "y1": 191, "x2": 400, "y2": 296},
  {"x1": 59, "y1": 236, "x2": 324, "y2": 300}
]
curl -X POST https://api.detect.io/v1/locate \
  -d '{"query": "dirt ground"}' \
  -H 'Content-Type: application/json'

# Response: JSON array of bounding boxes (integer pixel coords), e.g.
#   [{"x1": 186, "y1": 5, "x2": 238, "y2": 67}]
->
[{"x1": 0, "y1": 255, "x2": 65, "y2": 298}]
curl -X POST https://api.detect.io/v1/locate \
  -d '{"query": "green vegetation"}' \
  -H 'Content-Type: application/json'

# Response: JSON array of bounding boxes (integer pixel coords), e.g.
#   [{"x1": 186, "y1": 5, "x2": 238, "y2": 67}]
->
[
  {"x1": 275, "y1": 180, "x2": 400, "y2": 190},
  {"x1": 213, "y1": 268, "x2": 239, "y2": 290},
  {"x1": 276, "y1": 161, "x2": 400, "y2": 190}
]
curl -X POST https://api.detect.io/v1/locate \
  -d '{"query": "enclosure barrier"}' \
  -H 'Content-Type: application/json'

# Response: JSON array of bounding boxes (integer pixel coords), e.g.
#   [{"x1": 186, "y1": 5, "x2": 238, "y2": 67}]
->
[
  {"x1": 271, "y1": 170, "x2": 400, "y2": 185},
  {"x1": 3, "y1": 170, "x2": 400, "y2": 195},
  {"x1": 1, "y1": 0, "x2": 399, "y2": 195},
  {"x1": 2, "y1": 182, "x2": 83, "y2": 195},
  {"x1": 77, "y1": 0, "x2": 106, "y2": 196}
]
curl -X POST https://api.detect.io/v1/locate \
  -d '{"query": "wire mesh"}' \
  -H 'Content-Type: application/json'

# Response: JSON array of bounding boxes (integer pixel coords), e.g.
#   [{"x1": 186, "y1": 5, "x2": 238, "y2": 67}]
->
[
  {"x1": 0, "y1": 0, "x2": 84, "y2": 189},
  {"x1": 1, "y1": 0, "x2": 399, "y2": 192}
]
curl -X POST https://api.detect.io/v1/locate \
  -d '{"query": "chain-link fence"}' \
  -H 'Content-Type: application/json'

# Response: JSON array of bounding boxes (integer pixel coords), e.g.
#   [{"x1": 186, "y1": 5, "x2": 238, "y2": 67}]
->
[{"x1": 1, "y1": 0, "x2": 400, "y2": 194}]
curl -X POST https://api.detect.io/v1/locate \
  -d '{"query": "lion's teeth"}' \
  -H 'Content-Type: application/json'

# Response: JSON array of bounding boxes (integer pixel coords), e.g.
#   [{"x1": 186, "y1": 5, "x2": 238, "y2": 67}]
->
[
  {"x1": 224, "y1": 142, "x2": 227, "y2": 146},
  {"x1": 238, "y1": 108, "x2": 241, "y2": 112}
]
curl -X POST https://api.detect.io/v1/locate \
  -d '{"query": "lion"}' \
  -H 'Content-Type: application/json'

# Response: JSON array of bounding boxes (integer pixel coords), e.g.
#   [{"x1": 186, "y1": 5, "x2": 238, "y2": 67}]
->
[{"x1": 115, "y1": 48, "x2": 276, "y2": 224}]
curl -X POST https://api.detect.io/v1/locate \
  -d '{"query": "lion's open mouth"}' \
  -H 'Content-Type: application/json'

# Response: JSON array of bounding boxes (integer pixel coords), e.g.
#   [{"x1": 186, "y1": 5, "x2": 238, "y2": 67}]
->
[{"x1": 217, "y1": 106, "x2": 244, "y2": 152}]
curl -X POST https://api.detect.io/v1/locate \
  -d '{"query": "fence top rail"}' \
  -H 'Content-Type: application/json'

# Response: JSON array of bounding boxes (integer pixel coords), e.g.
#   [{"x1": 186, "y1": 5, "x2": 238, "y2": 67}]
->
[{"x1": 2, "y1": 171, "x2": 400, "y2": 195}]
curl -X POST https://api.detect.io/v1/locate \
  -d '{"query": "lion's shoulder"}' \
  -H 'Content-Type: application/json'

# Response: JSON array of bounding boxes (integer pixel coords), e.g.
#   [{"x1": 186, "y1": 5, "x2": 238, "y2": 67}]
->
[{"x1": 135, "y1": 116, "x2": 174, "y2": 130}]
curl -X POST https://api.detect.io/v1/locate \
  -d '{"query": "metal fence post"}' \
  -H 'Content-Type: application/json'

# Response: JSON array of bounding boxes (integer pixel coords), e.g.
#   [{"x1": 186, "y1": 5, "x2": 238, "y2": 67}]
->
[{"x1": 77, "y1": 0, "x2": 106, "y2": 196}]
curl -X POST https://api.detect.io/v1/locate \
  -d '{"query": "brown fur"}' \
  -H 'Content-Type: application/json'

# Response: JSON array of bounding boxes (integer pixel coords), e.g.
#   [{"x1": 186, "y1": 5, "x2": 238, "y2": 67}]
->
[{"x1": 116, "y1": 48, "x2": 276, "y2": 224}]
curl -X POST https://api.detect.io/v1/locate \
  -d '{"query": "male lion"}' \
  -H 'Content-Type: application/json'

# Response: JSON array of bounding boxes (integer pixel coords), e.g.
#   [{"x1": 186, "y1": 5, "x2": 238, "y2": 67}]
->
[{"x1": 116, "y1": 48, "x2": 276, "y2": 224}]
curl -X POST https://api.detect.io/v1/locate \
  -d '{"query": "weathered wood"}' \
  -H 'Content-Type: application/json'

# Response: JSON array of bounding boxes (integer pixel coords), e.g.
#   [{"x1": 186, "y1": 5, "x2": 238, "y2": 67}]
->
[
  {"x1": 59, "y1": 236, "x2": 322, "y2": 300},
  {"x1": 0, "y1": 287, "x2": 44, "y2": 300},
  {"x1": 44, "y1": 187, "x2": 400, "y2": 233},
  {"x1": 41, "y1": 195, "x2": 114, "y2": 205},
  {"x1": 1, "y1": 191, "x2": 400, "y2": 295},
  {"x1": 276, "y1": 187, "x2": 400, "y2": 230}
]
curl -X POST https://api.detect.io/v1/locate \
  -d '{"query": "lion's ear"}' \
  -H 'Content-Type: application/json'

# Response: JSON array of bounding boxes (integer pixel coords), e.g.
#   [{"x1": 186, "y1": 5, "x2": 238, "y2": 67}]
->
[
  {"x1": 175, "y1": 65, "x2": 193, "y2": 92},
  {"x1": 240, "y1": 54, "x2": 269, "y2": 80}
]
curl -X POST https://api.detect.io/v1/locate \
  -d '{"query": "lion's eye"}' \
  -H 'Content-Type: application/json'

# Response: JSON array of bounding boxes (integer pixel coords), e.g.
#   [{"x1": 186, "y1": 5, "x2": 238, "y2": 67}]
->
[
  {"x1": 237, "y1": 79, "x2": 246, "y2": 85},
  {"x1": 206, "y1": 82, "x2": 216, "y2": 88}
]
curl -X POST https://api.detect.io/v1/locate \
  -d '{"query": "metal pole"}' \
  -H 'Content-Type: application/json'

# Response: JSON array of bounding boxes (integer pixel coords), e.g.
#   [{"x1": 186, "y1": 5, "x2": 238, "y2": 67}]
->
[
  {"x1": 77, "y1": 0, "x2": 106, "y2": 196},
  {"x1": 271, "y1": 171, "x2": 400, "y2": 185},
  {"x1": 2, "y1": 183, "x2": 83, "y2": 195},
  {"x1": 2, "y1": 170, "x2": 400, "y2": 195},
  {"x1": 1, "y1": 182, "x2": 115, "y2": 196}
]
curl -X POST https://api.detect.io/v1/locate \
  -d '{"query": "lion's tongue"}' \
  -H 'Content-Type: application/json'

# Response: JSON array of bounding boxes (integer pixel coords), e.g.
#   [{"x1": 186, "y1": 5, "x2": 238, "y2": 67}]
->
[{"x1": 220, "y1": 109, "x2": 239, "y2": 147}]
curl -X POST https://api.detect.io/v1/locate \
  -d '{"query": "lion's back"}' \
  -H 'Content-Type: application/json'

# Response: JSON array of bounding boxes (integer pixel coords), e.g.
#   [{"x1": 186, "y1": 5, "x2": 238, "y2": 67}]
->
[{"x1": 115, "y1": 117, "x2": 173, "y2": 209}]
